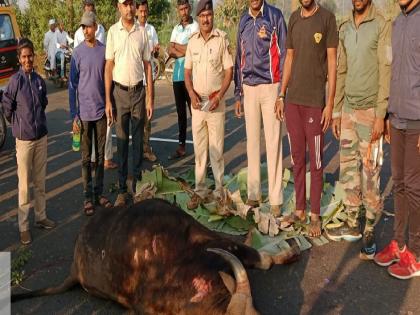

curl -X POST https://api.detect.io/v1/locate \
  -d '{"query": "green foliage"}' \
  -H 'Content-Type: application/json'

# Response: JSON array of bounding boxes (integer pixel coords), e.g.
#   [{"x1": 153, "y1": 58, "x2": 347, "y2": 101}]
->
[
  {"x1": 11, "y1": 248, "x2": 32, "y2": 286},
  {"x1": 11, "y1": 0, "x2": 169, "y2": 53}
]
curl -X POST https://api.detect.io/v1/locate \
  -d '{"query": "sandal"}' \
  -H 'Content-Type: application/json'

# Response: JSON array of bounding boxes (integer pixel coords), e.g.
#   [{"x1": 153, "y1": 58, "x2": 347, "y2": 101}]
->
[
  {"x1": 308, "y1": 216, "x2": 322, "y2": 238},
  {"x1": 96, "y1": 196, "x2": 113, "y2": 208},
  {"x1": 84, "y1": 201, "x2": 95, "y2": 216}
]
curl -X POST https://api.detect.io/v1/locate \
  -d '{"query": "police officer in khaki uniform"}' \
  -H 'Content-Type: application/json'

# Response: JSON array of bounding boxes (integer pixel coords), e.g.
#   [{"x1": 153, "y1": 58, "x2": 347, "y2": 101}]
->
[{"x1": 184, "y1": 0, "x2": 233, "y2": 210}]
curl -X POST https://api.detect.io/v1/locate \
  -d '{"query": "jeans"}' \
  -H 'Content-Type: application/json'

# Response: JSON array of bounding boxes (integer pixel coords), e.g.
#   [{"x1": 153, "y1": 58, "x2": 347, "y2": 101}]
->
[
  {"x1": 55, "y1": 51, "x2": 65, "y2": 77},
  {"x1": 81, "y1": 115, "x2": 107, "y2": 202}
]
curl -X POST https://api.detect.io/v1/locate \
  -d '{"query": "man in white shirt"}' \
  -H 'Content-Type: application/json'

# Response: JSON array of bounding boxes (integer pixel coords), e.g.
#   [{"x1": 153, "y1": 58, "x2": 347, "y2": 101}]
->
[
  {"x1": 73, "y1": 0, "x2": 105, "y2": 48},
  {"x1": 137, "y1": 0, "x2": 159, "y2": 162},
  {"x1": 55, "y1": 21, "x2": 72, "y2": 79},
  {"x1": 43, "y1": 19, "x2": 57, "y2": 75},
  {"x1": 105, "y1": 0, "x2": 153, "y2": 207}
]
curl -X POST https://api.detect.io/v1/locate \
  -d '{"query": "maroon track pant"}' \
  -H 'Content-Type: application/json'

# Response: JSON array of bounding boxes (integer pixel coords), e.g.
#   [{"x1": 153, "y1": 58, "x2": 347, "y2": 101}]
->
[{"x1": 285, "y1": 103, "x2": 324, "y2": 215}]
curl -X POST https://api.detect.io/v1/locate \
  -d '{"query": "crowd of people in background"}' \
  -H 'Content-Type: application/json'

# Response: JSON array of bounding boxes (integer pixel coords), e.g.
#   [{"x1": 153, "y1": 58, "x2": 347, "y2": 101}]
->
[{"x1": 2, "y1": 0, "x2": 419, "y2": 280}]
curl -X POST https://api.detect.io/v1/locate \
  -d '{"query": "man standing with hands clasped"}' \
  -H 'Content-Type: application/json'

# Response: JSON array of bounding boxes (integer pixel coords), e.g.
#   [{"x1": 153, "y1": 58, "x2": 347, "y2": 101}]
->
[
  {"x1": 184, "y1": 0, "x2": 233, "y2": 209},
  {"x1": 105, "y1": 0, "x2": 153, "y2": 207},
  {"x1": 278, "y1": 0, "x2": 338, "y2": 237},
  {"x1": 234, "y1": 0, "x2": 287, "y2": 217}
]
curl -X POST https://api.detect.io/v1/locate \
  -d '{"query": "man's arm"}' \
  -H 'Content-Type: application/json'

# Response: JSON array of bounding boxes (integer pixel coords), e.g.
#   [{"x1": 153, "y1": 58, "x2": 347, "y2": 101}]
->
[
  {"x1": 333, "y1": 39, "x2": 347, "y2": 119},
  {"x1": 104, "y1": 59, "x2": 115, "y2": 122},
  {"x1": 376, "y1": 19, "x2": 391, "y2": 120},
  {"x1": 2, "y1": 76, "x2": 18, "y2": 123},
  {"x1": 68, "y1": 56, "x2": 80, "y2": 120},
  {"x1": 277, "y1": 13, "x2": 287, "y2": 89},
  {"x1": 168, "y1": 42, "x2": 187, "y2": 58},
  {"x1": 275, "y1": 49, "x2": 294, "y2": 121},
  {"x1": 184, "y1": 42, "x2": 200, "y2": 109},
  {"x1": 279, "y1": 49, "x2": 293, "y2": 96},
  {"x1": 371, "y1": 19, "x2": 391, "y2": 142},
  {"x1": 184, "y1": 68, "x2": 200, "y2": 110},
  {"x1": 233, "y1": 23, "x2": 244, "y2": 117},
  {"x1": 210, "y1": 35, "x2": 234, "y2": 111},
  {"x1": 332, "y1": 39, "x2": 347, "y2": 139},
  {"x1": 143, "y1": 60, "x2": 154, "y2": 120},
  {"x1": 321, "y1": 47, "x2": 337, "y2": 132},
  {"x1": 209, "y1": 66, "x2": 233, "y2": 112}
]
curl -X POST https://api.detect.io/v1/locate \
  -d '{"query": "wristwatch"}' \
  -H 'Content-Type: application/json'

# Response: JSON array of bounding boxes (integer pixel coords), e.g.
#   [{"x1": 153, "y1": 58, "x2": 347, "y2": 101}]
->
[{"x1": 277, "y1": 94, "x2": 285, "y2": 101}]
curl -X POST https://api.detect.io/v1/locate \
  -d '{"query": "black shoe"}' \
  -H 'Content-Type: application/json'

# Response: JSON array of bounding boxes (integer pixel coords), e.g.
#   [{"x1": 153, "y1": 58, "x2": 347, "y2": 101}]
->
[
  {"x1": 326, "y1": 222, "x2": 362, "y2": 242},
  {"x1": 360, "y1": 231, "x2": 376, "y2": 260}
]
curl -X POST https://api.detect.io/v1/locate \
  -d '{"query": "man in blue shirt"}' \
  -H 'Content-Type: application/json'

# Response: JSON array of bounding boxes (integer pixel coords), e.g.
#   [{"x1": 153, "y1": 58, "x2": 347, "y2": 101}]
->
[
  {"x1": 69, "y1": 11, "x2": 112, "y2": 215},
  {"x1": 234, "y1": 0, "x2": 287, "y2": 217},
  {"x1": 168, "y1": 0, "x2": 199, "y2": 159}
]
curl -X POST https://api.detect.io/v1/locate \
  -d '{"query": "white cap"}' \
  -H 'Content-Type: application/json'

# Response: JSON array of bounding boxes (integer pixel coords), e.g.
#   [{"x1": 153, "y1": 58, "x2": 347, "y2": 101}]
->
[{"x1": 48, "y1": 19, "x2": 56, "y2": 26}]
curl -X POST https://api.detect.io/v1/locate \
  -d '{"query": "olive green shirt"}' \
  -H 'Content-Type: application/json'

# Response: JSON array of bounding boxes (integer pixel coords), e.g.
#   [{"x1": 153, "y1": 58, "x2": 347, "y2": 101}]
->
[{"x1": 333, "y1": 4, "x2": 391, "y2": 119}]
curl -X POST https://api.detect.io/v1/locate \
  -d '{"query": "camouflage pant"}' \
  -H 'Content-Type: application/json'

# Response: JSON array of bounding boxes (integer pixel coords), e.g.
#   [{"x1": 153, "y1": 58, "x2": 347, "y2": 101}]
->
[{"x1": 339, "y1": 106, "x2": 383, "y2": 232}]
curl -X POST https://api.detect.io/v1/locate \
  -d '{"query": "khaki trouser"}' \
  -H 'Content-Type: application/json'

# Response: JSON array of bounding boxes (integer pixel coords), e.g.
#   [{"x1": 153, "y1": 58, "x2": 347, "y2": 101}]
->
[
  {"x1": 16, "y1": 135, "x2": 48, "y2": 232},
  {"x1": 191, "y1": 102, "x2": 225, "y2": 198},
  {"x1": 243, "y1": 83, "x2": 283, "y2": 206}
]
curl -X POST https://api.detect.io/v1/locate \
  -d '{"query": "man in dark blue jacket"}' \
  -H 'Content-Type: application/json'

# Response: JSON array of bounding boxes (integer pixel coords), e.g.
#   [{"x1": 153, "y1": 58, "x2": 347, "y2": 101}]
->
[
  {"x1": 2, "y1": 38, "x2": 56, "y2": 245},
  {"x1": 234, "y1": 0, "x2": 287, "y2": 217}
]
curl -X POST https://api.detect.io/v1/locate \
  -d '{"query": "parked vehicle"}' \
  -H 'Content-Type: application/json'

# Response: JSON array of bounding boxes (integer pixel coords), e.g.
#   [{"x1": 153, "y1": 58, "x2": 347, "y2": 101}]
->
[
  {"x1": 163, "y1": 50, "x2": 174, "y2": 84},
  {"x1": 0, "y1": 0, "x2": 21, "y2": 150}
]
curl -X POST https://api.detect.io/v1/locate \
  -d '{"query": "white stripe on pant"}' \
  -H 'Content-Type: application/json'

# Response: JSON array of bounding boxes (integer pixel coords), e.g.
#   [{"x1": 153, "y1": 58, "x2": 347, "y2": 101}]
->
[
  {"x1": 16, "y1": 135, "x2": 48, "y2": 232},
  {"x1": 192, "y1": 103, "x2": 225, "y2": 198},
  {"x1": 243, "y1": 83, "x2": 283, "y2": 206}
]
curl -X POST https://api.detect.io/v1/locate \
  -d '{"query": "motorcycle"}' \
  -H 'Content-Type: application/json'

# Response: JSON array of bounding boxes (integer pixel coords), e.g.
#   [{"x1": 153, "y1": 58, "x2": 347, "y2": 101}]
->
[{"x1": 44, "y1": 45, "x2": 73, "y2": 88}]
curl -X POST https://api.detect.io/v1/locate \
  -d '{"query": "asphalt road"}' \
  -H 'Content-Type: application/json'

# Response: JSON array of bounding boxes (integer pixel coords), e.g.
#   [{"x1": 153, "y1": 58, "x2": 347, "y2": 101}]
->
[{"x1": 1, "y1": 79, "x2": 419, "y2": 315}]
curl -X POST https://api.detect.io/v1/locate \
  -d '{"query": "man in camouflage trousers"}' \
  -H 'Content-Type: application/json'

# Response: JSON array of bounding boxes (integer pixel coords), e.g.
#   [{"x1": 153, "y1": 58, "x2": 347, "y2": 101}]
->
[{"x1": 327, "y1": 0, "x2": 391, "y2": 260}]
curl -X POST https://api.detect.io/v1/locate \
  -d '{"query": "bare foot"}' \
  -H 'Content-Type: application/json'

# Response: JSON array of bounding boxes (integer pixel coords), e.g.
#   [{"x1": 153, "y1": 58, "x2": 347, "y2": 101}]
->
[{"x1": 308, "y1": 215, "x2": 322, "y2": 238}]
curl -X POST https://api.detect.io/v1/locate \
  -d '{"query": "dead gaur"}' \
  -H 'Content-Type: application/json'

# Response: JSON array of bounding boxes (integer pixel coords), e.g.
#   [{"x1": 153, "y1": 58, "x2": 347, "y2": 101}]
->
[{"x1": 12, "y1": 198, "x2": 300, "y2": 314}]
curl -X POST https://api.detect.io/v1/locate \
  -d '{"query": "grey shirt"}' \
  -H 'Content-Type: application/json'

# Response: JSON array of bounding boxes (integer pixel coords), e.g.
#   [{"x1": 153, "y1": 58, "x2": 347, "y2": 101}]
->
[{"x1": 388, "y1": 4, "x2": 420, "y2": 130}]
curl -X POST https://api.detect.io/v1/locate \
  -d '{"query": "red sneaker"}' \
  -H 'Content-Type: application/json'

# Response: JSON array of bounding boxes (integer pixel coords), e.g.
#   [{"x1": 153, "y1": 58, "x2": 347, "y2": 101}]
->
[
  {"x1": 388, "y1": 249, "x2": 420, "y2": 280},
  {"x1": 374, "y1": 240, "x2": 403, "y2": 267}
]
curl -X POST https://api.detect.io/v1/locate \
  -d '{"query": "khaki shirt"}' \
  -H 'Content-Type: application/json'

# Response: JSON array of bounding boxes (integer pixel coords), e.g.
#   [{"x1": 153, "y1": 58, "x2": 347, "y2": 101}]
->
[
  {"x1": 106, "y1": 19, "x2": 151, "y2": 87},
  {"x1": 185, "y1": 28, "x2": 233, "y2": 100}
]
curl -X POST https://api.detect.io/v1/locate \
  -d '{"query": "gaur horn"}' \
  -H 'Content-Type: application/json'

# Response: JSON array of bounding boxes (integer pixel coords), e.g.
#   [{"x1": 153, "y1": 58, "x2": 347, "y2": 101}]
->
[{"x1": 207, "y1": 248, "x2": 251, "y2": 295}]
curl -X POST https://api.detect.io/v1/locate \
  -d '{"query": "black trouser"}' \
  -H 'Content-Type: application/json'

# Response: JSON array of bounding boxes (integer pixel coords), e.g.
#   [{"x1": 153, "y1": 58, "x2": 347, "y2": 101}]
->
[
  {"x1": 113, "y1": 84, "x2": 146, "y2": 194},
  {"x1": 173, "y1": 81, "x2": 191, "y2": 145},
  {"x1": 391, "y1": 124, "x2": 420, "y2": 256},
  {"x1": 81, "y1": 115, "x2": 107, "y2": 202}
]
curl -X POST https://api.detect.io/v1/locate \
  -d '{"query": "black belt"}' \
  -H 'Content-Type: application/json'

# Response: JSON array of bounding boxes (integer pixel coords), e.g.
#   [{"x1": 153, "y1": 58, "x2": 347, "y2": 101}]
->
[{"x1": 114, "y1": 81, "x2": 143, "y2": 91}]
